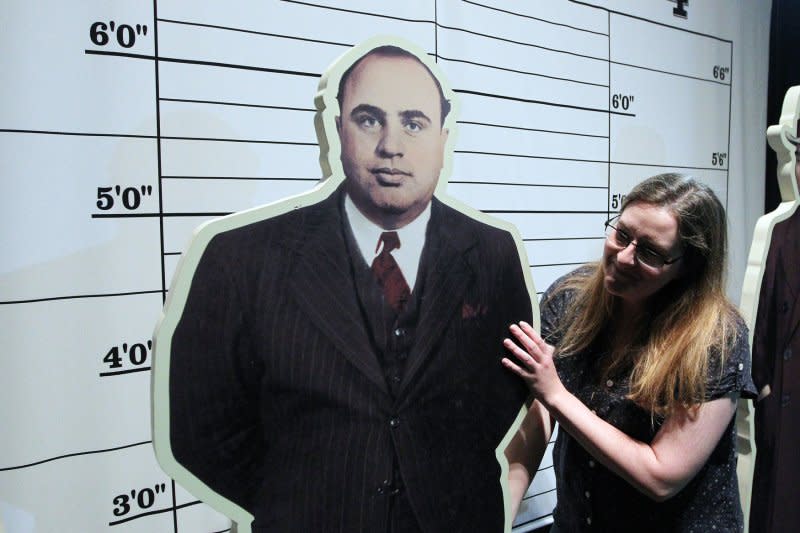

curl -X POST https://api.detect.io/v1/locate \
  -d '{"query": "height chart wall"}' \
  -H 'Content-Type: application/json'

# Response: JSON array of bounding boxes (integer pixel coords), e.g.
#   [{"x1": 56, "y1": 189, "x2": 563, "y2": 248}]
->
[{"x1": 0, "y1": 1, "x2": 769, "y2": 532}]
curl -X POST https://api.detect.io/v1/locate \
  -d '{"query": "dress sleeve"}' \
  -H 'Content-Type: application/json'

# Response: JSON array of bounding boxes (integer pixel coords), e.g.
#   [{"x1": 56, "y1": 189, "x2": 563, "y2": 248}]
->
[
  {"x1": 539, "y1": 267, "x2": 590, "y2": 346},
  {"x1": 539, "y1": 283, "x2": 564, "y2": 345},
  {"x1": 705, "y1": 317, "x2": 759, "y2": 401},
  {"x1": 168, "y1": 233, "x2": 265, "y2": 511}
]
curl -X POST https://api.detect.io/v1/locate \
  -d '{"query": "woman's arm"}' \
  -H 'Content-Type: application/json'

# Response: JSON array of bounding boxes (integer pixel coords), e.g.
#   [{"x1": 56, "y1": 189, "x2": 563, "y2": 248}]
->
[
  {"x1": 504, "y1": 399, "x2": 554, "y2": 518},
  {"x1": 502, "y1": 321, "x2": 737, "y2": 502}
]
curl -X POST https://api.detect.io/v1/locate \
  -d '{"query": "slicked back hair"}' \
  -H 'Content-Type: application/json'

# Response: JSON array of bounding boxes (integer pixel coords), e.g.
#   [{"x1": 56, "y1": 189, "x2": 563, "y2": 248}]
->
[{"x1": 336, "y1": 45, "x2": 451, "y2": 127}]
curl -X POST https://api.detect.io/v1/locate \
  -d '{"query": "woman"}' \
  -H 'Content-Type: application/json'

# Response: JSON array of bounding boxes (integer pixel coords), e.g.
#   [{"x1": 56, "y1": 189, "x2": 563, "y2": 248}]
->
[{"x1": 503, "y1": 173, "x2": 757, "y2": 532}]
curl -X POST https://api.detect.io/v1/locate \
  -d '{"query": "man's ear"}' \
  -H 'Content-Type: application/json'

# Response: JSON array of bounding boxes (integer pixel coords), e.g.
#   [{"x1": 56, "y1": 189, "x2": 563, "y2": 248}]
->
[{"x1": 441, "y1": 127, "x2": 449, "y2": 145}]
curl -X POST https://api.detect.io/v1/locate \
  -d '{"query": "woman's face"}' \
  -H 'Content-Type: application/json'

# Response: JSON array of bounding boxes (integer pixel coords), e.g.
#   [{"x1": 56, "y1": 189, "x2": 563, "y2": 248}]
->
[{"x1": 603, "y1": 202, "x2": 684, "y2": 308}]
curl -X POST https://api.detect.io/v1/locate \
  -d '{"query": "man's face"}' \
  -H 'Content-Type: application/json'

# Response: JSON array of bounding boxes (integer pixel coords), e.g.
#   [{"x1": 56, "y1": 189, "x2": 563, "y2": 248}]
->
[{"x1": 337, "y1": 53, "x2": 448, "y2": 229}]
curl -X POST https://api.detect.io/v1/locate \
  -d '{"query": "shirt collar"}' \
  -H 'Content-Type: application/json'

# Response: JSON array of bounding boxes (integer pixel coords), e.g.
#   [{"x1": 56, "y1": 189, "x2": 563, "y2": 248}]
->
[{"x1": 343, "y1": 193, "x2": 430, "y2": 291}]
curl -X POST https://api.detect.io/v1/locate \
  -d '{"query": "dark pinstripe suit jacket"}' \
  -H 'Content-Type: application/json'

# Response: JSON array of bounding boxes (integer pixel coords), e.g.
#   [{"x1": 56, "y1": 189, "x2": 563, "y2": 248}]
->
[{"x1": 169, "y1": 188, "x2": 531, "y2": 532}]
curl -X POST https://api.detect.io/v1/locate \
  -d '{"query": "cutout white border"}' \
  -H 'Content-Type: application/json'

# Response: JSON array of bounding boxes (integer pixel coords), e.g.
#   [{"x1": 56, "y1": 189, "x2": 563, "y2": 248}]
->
[
  {"x1": 737, "y1": 85, "x2": 800, "y2": 531},
  {"x1": 151, "y1": 35, "x2": 538, "y2": 532}
]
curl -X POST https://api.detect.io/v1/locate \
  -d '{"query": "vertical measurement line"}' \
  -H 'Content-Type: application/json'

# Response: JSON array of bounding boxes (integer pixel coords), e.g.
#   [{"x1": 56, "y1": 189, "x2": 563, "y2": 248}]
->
[
  {"x1": 606, "y1": 11, "x2": 611, "y2": 220},
  {"x1": 434, "y1": 0, "x2": 438, "y2": 62},
  {"x1": 150, "y1": 2, "x2": 177, "y2": 532},
  {"x1": 152, "y1": 1, "x2": 167, "y2": 305},
  {"x1": 724, "y1": 43, "x2": 733, "y2": 210}
]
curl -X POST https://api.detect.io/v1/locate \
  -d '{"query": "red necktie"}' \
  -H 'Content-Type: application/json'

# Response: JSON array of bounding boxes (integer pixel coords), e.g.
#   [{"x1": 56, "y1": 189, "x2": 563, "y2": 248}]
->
[{"x1": 371, "y1": 231, "x2": 411, "y2": 313}]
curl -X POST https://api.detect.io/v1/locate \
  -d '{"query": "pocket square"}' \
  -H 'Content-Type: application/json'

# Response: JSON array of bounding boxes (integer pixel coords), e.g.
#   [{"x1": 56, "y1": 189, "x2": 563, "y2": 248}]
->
[{"x1": 461, "y1": 302, "x2": 488, "y2": 319}]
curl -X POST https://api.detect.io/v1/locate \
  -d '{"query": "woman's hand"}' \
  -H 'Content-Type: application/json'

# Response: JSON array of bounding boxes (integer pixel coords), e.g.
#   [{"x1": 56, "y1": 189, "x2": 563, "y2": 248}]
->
[
  {"x1": 502, "y1": 327, "x2": 739, "y2": 503},
  {"x1": 502, "y1": 321, "x2": 566, "y2": 407}
]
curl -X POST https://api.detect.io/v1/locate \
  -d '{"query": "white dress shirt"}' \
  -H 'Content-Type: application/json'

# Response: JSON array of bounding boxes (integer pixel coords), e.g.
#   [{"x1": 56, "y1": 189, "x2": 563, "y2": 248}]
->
[{"x1": 344, "y1": 194, "x2": 430, "y2": 292}]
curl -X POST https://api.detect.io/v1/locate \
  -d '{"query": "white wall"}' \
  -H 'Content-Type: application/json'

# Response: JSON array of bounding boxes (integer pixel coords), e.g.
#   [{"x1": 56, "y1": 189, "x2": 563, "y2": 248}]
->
[{"x1": 0, "y1": 1, "x2": 770, "y2": 531}]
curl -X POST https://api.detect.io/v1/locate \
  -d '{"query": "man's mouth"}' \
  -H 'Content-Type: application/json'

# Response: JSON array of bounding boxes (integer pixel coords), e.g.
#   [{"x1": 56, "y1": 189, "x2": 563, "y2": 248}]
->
[{"x1": 371, "y1": 167, "x2": 411, "y2": 185}]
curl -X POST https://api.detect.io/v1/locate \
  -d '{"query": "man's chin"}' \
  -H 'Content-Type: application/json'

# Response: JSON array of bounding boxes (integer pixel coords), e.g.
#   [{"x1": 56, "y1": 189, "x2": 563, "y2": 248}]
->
[
  {"x1": 376, "y1": 202, "x2": 410, "y2": 215},
  {"x1": 370, "y1": 189, "x2": 415, "y2": 214}
]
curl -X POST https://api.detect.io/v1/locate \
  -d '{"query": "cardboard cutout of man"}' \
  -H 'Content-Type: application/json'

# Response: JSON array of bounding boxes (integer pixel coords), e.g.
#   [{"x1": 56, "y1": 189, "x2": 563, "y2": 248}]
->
[
  {"x1": 153, "y1": 37, "x2": 534, "y2": 533},
  {"x1": 748, "y1": 86, "x2": 800, "y2": 533}
]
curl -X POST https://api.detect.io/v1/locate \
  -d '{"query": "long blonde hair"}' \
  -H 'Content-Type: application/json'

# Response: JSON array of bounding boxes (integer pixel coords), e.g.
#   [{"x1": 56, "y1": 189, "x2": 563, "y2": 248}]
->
[{"x1": 551, "y1": 173, "x2": 740, "y2": 417}]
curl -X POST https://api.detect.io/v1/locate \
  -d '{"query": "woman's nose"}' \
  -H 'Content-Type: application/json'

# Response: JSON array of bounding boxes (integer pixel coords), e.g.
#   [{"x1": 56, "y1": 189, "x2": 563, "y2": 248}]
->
[{"x1": 617, "y1": 241, "x2": 638, "y2": 265}]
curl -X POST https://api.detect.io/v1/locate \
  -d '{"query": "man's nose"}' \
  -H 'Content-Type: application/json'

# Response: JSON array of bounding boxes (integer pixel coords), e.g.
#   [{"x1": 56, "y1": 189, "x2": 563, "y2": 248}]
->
[
  {"x1": 617, "y1": 242, "x2": 637, "y2": 265},
  {"x1": 376, "y1": 123, "x2": 404, "y2": 158}
]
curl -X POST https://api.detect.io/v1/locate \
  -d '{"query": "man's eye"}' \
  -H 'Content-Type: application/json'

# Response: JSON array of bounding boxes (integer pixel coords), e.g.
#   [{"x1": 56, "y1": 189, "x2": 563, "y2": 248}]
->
[
  {"x1": 357, "y1": 115, "x2": 380, "y2": 129},
  {"x1": 404, "y1": 121, "x2": 423, "y2": 133}
]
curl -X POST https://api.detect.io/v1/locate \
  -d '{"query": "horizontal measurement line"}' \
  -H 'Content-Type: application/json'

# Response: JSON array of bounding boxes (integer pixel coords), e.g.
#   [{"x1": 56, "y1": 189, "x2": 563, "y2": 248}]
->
[
  {"x1": 454, "y1": 89, "x2": 634, "y2": 116},
  {"x1": 514, "y1": 517, "x2": 555, "y2": 531},
  {"x1": 161, "y1": 175, "x2": 318, "y2": 181},
  {"x1": 281, "y1": 0, "x2": 432, "y2": 24},
  {"x1": 99, "y1": 366, "x2": 151, "y2": 377},
  {"x1": 517, "y1": 486, "x2": 556, "y2": 498},
  {"x1": 439, "y1": 23, "x2": 605, "y2": 62},
  {"x1": 524, "y1": 236, "x2": 604, "y2": 241},
  {"x1": 87, "y1": 51, "x2": 610, "y2": 109},
  {"x1": 448, "y1": 180, "x2": 607, "y2": 189},
  {"x1": 282, "y1": 0, "x2": 605, "y2": 63},
  {"x1": 455, "y1": 149, "x2": 607, "y2": 164},
  {"x1": 0, "y1": 289, "x2": 163, "y2": 305},
  {"x1": 611, "y1": 161, "x2": 728, "y2": 171},
  {"x1": 438, "y1": 55, "x2": 608, "y2": 88},
  {"x1": 455, "y1": 151, "x2": 727, "y2": 171},
  {"x1": 484, "y1": 210, "x2": 609, "y2": 214},
  {"x1": 464, "y1": 0, "x2": 608, "y2": 36},
  {"x1": 164, "y1": 252, "x2": 182, "y2": 256},
  {"x1": 157, "y1": 55, "x2": 319, "y2": 76},
  {"x1": 86, "y1": 49, "x2": 321, "y2": 78},
  {"x1": 457, "y1": 120, "x2": 608, "y2": 138},
  {"x1": 160, "y1": 97, "x2": 315, "y2": 112},
  {"x1": 84, "y1": 49, "x2": 154, "y2": 61},
  {"x1": 158, "y1": 57, "x2": 312, "y2": 78},
  {"x1": 161, "y1": 135, "x2": 317, "y2": 146},
  {"x1": 528, "y1": 487, "x2": 558, "y2": 500},
  {"x1": 568, "y1": 0, "x2": 732, "y2": 43},
  {"x1": 610, "y1": 60, "x2": 729, "y2": 86},
  {"x1": 514, "y1": 508, "x2": 554, "y2": 528},
  {"x1": 92, "y1": 212, "x2": 229, "y2": 218},
  {"x1": 158, "y1": 17, "x2": 352, "y2": 49},
  {"x1": 531, "y1": 261, "x2": 588, "y2": 268},
  {"x1": 109, "y1": 500, "x2": 202, "y2": 526},
  {"x1": 0, "y1": 128, "x2": 155, "y2": 139},
  {"x1": 0, "y1": 440, "x2": 151, "y2": 471}
]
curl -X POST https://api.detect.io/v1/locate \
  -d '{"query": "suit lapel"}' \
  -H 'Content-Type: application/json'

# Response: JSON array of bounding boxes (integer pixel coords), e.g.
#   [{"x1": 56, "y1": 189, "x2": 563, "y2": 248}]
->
[
  {"x1": 287, "y1": 190, "x2": 388, "y2": 394},
  {"x1": 399, "y1": 200, "x2": 476, "y2": 396}
]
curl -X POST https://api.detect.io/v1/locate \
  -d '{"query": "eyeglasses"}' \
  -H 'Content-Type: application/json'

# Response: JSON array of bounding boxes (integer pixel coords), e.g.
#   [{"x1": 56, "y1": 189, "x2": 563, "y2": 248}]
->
[{"x1": 604, "y1": 217, "x2": 682, "y2": 269}]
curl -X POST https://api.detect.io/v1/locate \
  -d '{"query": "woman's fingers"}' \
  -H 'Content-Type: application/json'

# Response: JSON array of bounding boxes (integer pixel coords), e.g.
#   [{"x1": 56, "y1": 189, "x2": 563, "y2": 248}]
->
[
  {"x1": 519, "y1": 321, "x2": 554, "y2": 359},
  {"x1": 505, "y1": 323, "x2": 562, "y2": 402},
  {"x1": 519, "y1": 321, "x2": 549, "y2": 352},
  {"x1": 508, "y1": 323, "x2": 542, "y2": 360},
  {"x1": 503, "y1": 337, "x2": 537, "y2": 369},
  {"x1": 501, "y1": 356, "x2": 531, "y2": 378}
]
